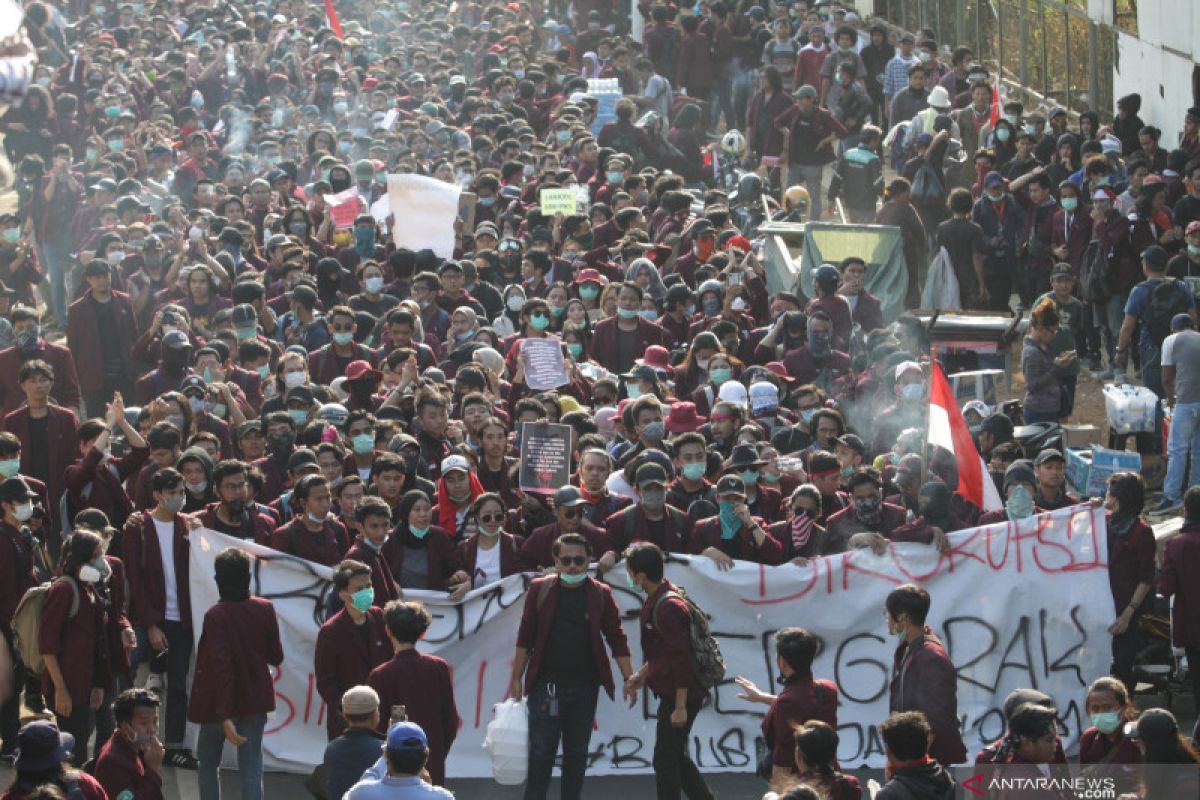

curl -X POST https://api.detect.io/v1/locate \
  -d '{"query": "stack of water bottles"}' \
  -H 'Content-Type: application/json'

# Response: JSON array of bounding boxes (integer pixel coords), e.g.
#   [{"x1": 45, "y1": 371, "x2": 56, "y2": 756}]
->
[{"x1": 1103, "y1": 382, "x2": 1158, "y2": 434}]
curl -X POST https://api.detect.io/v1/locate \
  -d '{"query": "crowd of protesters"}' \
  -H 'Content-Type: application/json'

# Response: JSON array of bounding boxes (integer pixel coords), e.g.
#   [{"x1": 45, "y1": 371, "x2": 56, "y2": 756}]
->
[{"x1": 0, "y1": 0, "x2": 1198, "y2": 799}]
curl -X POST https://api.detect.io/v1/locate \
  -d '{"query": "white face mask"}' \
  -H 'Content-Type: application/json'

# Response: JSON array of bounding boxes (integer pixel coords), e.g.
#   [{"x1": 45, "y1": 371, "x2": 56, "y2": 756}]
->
[
  {"x1": 730, "y1": 297, "x2": 747, "y2": 312},
  {"x1": 13, "y1": 501, "x2": 34, "y2": 522},
  {"x1": 506, "y1": 295, "x2": 525, "y2": 311},
  {"x1": 283, "y1": 371, "x2": 306, "y2": 388},
  {"x1": 78, "y1": 564, "x2": 103, "y2": 583}
]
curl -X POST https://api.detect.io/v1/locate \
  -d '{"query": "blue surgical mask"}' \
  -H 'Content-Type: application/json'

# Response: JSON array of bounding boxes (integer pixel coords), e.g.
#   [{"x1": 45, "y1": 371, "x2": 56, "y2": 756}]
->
[
  {"x1": 1090, "y1": 711, "x2": 1121, "y2": 735},
  {"x1": 351, "y1": 433, "x2": 375, "y2": 455},
  {"x1": 682, "y1": 462, "x2": 706, "y2": 482},
  {"x1": 738, "y1": 469, "x2": 759, "y2": 485},
  {"x1": 333, "y1": 331, "x2": 354, "y2": 346},
  {"x1": 709, "y1": 367, "x2": 732, "y2": 386},
  {"x1": 638, "y1": 309, "x2": 657, "y2": 321},
  {"x1": 529, "y1": 313, "x2": 550, "y2": 331},
  {"x1": 365, "y1": 276, "x2": 384, "y2": 294},
  {"x1": 289, "y1": 409, "x2": 309, "y2": 426},
  {"x1": 625, "y1": 571, "x2": 643, "y2": 593},
  {"x1": 1005, "y1": 484, "x2": 1035, "y2": 520},
  {"x1": 567, "y1": 343, "x2": 584, "y2": 359},
  {"x1": 579, "y1": 284, "x2": 599, "y2": 300},
  {"x1": 0, "y1": 458, "x2": 20, "y2": 478},
  {"x1": 616, "y1": 307, "x2": 639, "y2": 319},
  {"x1": 349, "y1": 587, "x2": 374, "y2": 612}
]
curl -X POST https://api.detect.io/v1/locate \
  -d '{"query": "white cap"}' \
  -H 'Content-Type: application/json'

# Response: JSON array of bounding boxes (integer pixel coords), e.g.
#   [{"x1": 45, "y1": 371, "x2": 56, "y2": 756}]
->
[
  {"x1": 441, "y1": 455, "x2": 471, "y2": 474},
  {"x1": 748, "y1": 381, "x2": 779, "y2": 411},
  {"x1": 718, "y1": 381, "x2": 749, "y2": 408},
  {"x1": 894, "y1": 361, "x2": 923, "y2": 381},
  {"x1": 927, "y1": 85, "x2": 951, "y2": 109}
]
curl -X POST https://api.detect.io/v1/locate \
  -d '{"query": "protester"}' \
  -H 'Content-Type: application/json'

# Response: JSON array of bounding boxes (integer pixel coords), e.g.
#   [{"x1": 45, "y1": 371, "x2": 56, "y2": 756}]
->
[
  {"x1": 875, "y1": 712, "x2": 957, "y2": 799},
  {"x1": 1158, "y1": 485, "x2": 1200, "y2": 743},
  {"x1": 323, "y1": 686, "x2": 387, "y2": 800},
  {"x1": 1, "y1": 720, "x2": 107, "y2": 800},
  {"x1": 345, "y1": 721, "x2": 453, "y2": 800},
  {"x1": 93, "y1": 688, "x2": 165, "y2": 800}
]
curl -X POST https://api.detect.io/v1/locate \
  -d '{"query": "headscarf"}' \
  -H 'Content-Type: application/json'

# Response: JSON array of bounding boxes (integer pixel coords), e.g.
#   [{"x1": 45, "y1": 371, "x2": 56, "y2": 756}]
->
[
  {"x1": 581, "y1": 52, "x2": 603, "y2": 80},
  {"x1": 625, "y1": 257, "x2": 667, "y2": 301},
  {"x1": 437, "y1": 470, "x2": 486, "y2": 539}
]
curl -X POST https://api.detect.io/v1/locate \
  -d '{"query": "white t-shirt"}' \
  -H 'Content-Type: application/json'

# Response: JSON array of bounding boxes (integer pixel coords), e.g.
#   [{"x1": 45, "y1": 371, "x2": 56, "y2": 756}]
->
[
  {"x1": 472, "y1": 540, "x2": 502, "y2": 587},
  {"x1": 153, "y1": 517, "x2": 181, "y2": 622}
]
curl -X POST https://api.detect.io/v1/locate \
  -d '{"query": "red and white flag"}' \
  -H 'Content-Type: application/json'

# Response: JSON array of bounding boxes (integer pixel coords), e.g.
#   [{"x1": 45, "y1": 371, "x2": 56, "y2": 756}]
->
[
  {"x1": 324, "y1": 0, "x2": 344, "y2": 38},
  {"x1": 928, "y1": 362, "x2": 1003, "y2": 511}
]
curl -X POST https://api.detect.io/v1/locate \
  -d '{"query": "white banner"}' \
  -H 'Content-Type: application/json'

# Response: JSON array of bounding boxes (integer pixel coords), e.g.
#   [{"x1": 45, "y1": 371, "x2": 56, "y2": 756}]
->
[{"x1": 187, "y1": 505, "x2": 1111, "y2": 777}]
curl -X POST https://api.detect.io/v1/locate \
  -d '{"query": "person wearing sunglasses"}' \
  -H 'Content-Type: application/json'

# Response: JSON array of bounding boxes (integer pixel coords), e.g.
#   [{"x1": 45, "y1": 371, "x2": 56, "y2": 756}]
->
[
  {"x1": 451, "y1": 493, "x2": 521, "y2": 600},
  {"x1": 689, "y1": 475, "x2": 784, "y2": 569},
  {"x1": 509, "y1": 533, "x2": 634, "y2": 800},
  {"x1": 518, "y1": 486, "x2": 616, "y2": 571}
]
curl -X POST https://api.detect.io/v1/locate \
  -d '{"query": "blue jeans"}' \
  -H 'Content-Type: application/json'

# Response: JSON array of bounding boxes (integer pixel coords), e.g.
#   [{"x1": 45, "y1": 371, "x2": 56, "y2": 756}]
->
[
  {"x1": 1140, "y1": 342, "x2": 1165, "y2": 454},
  {"x1": 39, "y1": 237, "x2": 71, "y2": 324},
  {"x1": 524, "y1": 681, "x2": 599, "y2": 800},
  {"x1": 1164, "y1": 402, "x2": 1200, "y2": 501},
  {"x1": 197, "y1": 713, "x2": 267, "y2": 800},
  {"x1": 1093, "y1": 295, "x2": 1125, "y2": 364},
  {"x1": 1024, "y1": 407, "x2": 1059, "y2": 424}
]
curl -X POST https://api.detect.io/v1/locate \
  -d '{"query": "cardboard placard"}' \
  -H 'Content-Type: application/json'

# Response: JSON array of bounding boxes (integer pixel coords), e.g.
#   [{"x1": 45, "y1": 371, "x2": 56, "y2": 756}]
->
[
  {"x1": 538, "y1": 187, "x2": 578, "y2": 216},
  {"x1": 520, "y1": 336, "x2": 569, "y2": 391},
  {"x1": 325, "y1": 188, "x2": 363, "y2": 229},
  {"x1": 518, "y1": 421, "x2": 573, "y2": 493}
]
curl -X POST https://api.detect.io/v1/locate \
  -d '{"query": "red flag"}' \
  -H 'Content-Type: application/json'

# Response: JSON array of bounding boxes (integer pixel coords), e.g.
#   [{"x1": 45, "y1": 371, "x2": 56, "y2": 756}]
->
[
  {"x1": 927, "y1": 362, "x2": 1003, "y2": 511},
  {"x1": 989, "y1": 81, "x2": 1001, "y2": 129},
  {"x1": 324, "y1": 0, "x2": 344, "y2": 38}
]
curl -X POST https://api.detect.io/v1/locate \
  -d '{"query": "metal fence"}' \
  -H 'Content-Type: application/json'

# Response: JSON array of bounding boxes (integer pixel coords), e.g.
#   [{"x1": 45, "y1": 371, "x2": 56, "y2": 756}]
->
[{"x1": 877, "y1": 0, "x2": 1117, "y2": 119}]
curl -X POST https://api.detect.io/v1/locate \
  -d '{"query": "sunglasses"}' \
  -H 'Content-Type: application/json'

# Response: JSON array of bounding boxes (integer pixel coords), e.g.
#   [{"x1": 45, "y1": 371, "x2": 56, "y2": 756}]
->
[
  {"x1": 557, "y1": 555, "x2": 588, "y2": 567},
  {"x1": 479, "y1": 513, "x2": 504, "y2": 524},
  {"x1": 560, "y1": 508, "x2": 582, "y2": 519}
]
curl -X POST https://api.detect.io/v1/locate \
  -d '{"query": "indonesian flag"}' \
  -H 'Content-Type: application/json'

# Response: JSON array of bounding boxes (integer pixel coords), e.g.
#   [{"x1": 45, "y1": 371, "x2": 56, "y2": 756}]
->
[
  {"x1": 928, "y1": 362, "x2": 1003, "y2": 511},
  {"x1": 989, "y1": 81, "x2": 1001, "y2": 129},
  {"x1": 324, "y1": 0, "x2": 344, "y2": 38}
]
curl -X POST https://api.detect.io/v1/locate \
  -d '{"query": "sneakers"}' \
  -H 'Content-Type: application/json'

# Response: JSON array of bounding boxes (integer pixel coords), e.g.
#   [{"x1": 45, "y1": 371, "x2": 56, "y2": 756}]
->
[
  {"x1": 1151, "y1": 497, "x2": 1182, "y2": 515},
  {"x1": 165, "y1": 748, "x2": 199, "y2": 769}
]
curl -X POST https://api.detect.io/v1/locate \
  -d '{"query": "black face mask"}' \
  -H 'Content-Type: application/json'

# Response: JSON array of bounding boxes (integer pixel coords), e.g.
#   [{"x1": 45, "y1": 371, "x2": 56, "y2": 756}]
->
[
  {"x1": 162, "y1": 349, "x2": 189, "y2": 374},
  {"x1": 267, "y1": 431, "x2": 295, "y2": 459}
]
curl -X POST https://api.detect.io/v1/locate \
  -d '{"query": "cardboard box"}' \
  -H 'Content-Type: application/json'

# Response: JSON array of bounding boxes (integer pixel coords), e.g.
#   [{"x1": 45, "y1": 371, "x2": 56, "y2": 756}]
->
[
  {"x1": 1066, "y1": 446, "x2": 1142, "y2": 497},
  {"x1": 1061, "y1": 424, "x2": 1101, "y2": 450},
  {"x1": 949, "y1": 369, "x2": 1005, "y2": 407}
]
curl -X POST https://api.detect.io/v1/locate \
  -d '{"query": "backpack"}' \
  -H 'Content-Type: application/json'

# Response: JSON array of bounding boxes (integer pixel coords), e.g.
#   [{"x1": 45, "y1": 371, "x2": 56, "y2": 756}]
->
[
  {"x1": 652, "y1": 588, "x2": 726, "y2": 689},
  {"x1": 1145, "y1": 278, "x2": 1192, "y2": 346},
  {"x1": 910, "y1": 161, "x2": 944, "y2": 204},
  {"x1": 1080, "y1": 238, "x2": 1113, "y2": 304},
  {"x1": 11, "y1": 577, "x2": 80, "y2": 677}
]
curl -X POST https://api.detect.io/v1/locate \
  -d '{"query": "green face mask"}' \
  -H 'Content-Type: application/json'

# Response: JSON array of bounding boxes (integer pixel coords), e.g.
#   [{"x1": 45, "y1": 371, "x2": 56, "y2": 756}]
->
[
  {"x1": 559, "y1": 571, "x2": 587, "y2": 585},
  {"x1": 625, "y1": 571, "x2": 643, "y2": 593},
  {"x1": 579, "y1": 284, "x2": 599, "y2": 300},
  {"x1": 1189, "y1": 244, "x2": 1200, "y2": 256},
  {"x1": 0, "y1": 458, "x2": 19, "y2": 478},
  {"x1": 681, "y1": 462, "x2": 706, "y2": 482},
  {"x1": 709, "y1": 367, "x2": 732, "y2": 385},
  {"x1": 409, "y1": 524, "x2": 430, "y2": 540},
  {"x1": 349, "y1": 586, "x2": 375, "y2": 613},
  {"x1": 567, "y1": 343, "x2": 584, "y2": 359},
  {"x1": 351, "y1": 433, "x2": 375, "y2": 455}
]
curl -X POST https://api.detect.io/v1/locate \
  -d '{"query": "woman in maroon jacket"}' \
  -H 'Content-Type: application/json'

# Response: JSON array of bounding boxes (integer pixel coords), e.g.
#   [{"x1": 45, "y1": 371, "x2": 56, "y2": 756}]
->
[
  {"x1": 40, "y1": 528, "x2": 112, "y2": 766},
  {"x1": 745, "y1": 67, "x2": 794, "y2": 168},
  {"x1": 381, "y1": 490, "x2": 465, "y2": 593},
  {"x1": 1103, "y1": 472, "x2": 1156, "y2": 697},
  {"x1": 452, "y1": 493, "x2": 522, "y2": 599},
  {"x1": 188, "y1": 547, "x2": 283, "y2": 800},
  {"x1": 1077, "y1": 676, "x2": 1140, "y2": 794},
  {"x1": 367, "y1": 601, "x2": 458, "y2": 786}
]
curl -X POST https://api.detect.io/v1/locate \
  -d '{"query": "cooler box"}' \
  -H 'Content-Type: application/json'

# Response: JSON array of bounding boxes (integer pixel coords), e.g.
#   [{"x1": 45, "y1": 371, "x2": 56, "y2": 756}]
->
[
  {"x1": 949, "y1": 369, "x2": 1005, "y2": 407},
  {"x1": 1061, "y1": 424, "x2": 1101, "y2": 450},
  {"x1": 1066, "y1": 445, "x2": 1142, "y2": 497}
]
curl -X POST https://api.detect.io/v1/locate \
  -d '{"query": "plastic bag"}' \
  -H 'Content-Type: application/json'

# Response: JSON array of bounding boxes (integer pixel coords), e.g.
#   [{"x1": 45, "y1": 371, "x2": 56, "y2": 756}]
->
[
  {"x1": 1103, "y1": 382, "x2": 1157, "y2": 434},
  {"x1": 482, "y1": 698, "x2": 528, "y2": 785},
  {"x1": 921, "y1": 247, "x2": 961, "y2": 310}
]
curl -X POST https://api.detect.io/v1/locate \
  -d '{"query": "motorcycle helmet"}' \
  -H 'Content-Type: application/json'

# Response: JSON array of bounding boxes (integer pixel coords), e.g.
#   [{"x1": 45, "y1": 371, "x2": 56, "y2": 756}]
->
[
  {"x1": 719, "y1": 129, "x2": 746, "y2": 157},
  {"x1": 784, "y1": 185, "x2": 811, "y2": 212},
  {"x1": 735, "y1": 172, "x2": 764, "y2": 202}
]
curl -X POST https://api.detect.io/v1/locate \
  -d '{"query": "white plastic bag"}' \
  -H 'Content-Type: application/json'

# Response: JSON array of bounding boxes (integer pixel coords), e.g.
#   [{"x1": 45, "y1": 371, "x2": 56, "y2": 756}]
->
[
  {"x1": 1103, "y1": 382, "x2": 1158, "y2": 434},
  {"x1": 921, "y1": 246, "x2": 961, "y2": 310},
  {"x1": 482, "y1": 698, "x2": 528, "y2": 785}
]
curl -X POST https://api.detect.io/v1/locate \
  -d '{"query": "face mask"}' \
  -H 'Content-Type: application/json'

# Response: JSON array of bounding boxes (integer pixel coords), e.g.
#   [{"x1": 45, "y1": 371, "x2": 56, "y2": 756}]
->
[
  {"x1": 607, "y1": 170, "x2": 624, "y2": 185},
  {"x1": 86, "y1": 147, "x2": 98, "y2": 162},
  {"x1": 567, "y1": 343, "x2": 584, "y2": 359},
  {"x1": 284, "y1": 371, "x2": 307, "y2": 388},
  {"x1": 578, "y1": 284, "x2": 601, "y2": 300},
  {"x1": 211, "y1": 402, "x2": 227, "y2": 419},
  {"x1": 697, "y1": 241, "x2": 715, "y2": 261},
  {"x1": 638, "y1": 309, "x2": 657, "y2": 321},
  {"x1": 189, "y1": 396, "x2": 205, "y2": 414},
  {"x1": 709, "y1": 367, "x2": 732, "y2": 386},
  {"x1": 681, "y1": 462, "x2": 706, "y2": 482},
  {"x1": 1090, "y1": 711, "x2": 1121, "y2": 735},
  {"x1": 854, "y1": 495, "x2": 882, "y2": 524},
  {"x1": 549, "y1": 304, "x2": 566, "y2": 318},
  {"x1": 529, "y1": 313, "x2": 550, "y2": 331},
  {"x1": 901, "y1": 383, "x2": 923, "y2": 401},
  {"x1": 809, "y1": 331, "x2": 832, "y2": 357},
  {"x1": 355, "y1": 227, "x2": 376, "y2": 253},
  {"x1": 718, "y1": 500, "x2": 741, "y2": 539},
  {"x1": 107, "y1": 250, "x2": 126, "y2": 265},
  {"x1": 185, "y1": 480, "x2": 208, "y2": 495},
  {"x1": 78, "y1": 564, "x2": 102, "y2": 583},
  {"x1": 107, "y1": 138, "x2": 125, "y2": 152},
  {"x1": 289, "y1": 222, "x2": 308, "y2": 236},
  {"x1": 479, "y1": 196, "x2": 497, "y2": 207},
  {"x1": 0, "y1": 459, "x2": 19, "y2": 479},
  {"x1": 556, "y1": 130, "x2": 571, "y2": 144},
  {"x1": 642, "y1": 421, "x2": 665, "y2": 441},
  {"x1": 841, "y1": 465, "x2": 854, "y2": 478},
  {"x1": 701, "y1": 297, "x2": 721, "y2": 317},
  {"x1": 333, "y1": 331, "x2": 354, "y2": 346},
  {"x1": 1061, "y1": 197, "x2": 1078, "y2": 211},
  {"x1": 1189, "y1": 244, "x2": 1200, "y2": 256},
  {"x1": 917, "y1": 50, "x2": 931, "y2": 62},
  {"x1": 16, "y1": 327, "x2": 39, "y2": 351},
  {"x1": 738, "y1": 470, "x2": 760, "y2": 486},
  {"x1": 801, "y1": 408, "x2": 817, "y2": 424},
  {"x1": 625, "y1": 571, "x2": 643, "y2": 593},
  {"x1": 625, "y1": 383, "x2": 642, "y2": 400},
  {"x1": 13, "y1": 501, "x2": 34, "y2": 522},
  {"x1": 162, "y1": 494, "x2": 186, "y2": 514},
  {"x1": 409, "y1": 524, "x2": 430, "y2": 540},
  {"x1": 256, "y1": 365, "x2": 271, "y2": 380},
  {"x1": 289, "y1": 409, "x2": 309, "y2": 426},
  {"x1": 479, "y1": 521, "x2": 502, "y2": 538},
  {"x1": 351, "y1": 433, "x2": 375, "y2": 455},
  {"x1": 225, "y1": 498, "x2": 246, "y2": 516},
  {"x1": 349, "y1": 586, "x2": 375, "y2": 612},
  {"x1": 1006, "y1": 484, "x2": 1035, "y2": 519},
  {"x1": 995, "y1": 127, "x2": 1011, "y2": 143},
  {"x1": 507, "y1": 295, "x2": 525, "y2": 311},
  {"x1": 559, "y1": 570, "x2": 587, "y2": 585},
  {"x1": 730, "y1": 297, "x2": 747, "y2": 312},
  {"x1": 2, "y1": 228, "x2": 20, "y2": 245},
  {"x1": 365, "y1": 276, "x2": 384, "y2": 294}
]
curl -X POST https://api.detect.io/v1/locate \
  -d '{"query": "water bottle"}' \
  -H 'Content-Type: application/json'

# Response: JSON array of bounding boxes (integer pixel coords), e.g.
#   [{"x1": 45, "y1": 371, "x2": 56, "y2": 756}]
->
[{"x1": 225, "y1": 48, "x2": 237, "y2": 81}]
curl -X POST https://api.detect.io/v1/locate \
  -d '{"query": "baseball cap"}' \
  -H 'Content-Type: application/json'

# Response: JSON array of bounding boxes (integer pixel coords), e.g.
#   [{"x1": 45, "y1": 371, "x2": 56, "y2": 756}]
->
[
  {"x1": 834, "y1": 434, "x2": 865, "y2": 457},
  {"x1": 1050, "y1": 263, "x2": 1074, "y2": 279},
  {"x1": 983, "y1": 171, "x2": 1005, "y2": 189},
  {"x1": 553, "y1": 486, "x2": 586, "y2": 507},
  {"x1": 1033, "y1": 449, "x2": 1065, "y2": 466},
  {"x1": 0, "y1": 477, "x2": 39, "y2": 504},
  {"x1": 161, "y1": 330, "x2": 190, "y2": 350},
  {"x1": 341, "y1": 686, "x2": 379, "y2": 715},
  {"x1": 232, "y1": 304, "x2": 257, "y2": 327},
  {"x1": 386, "y1": 721, "x2": 429, "y2": 751},
  {"x1": 894, "y1": 361, "x2": 923, "y2": 381},
  {"x1": 715, "y1": 475, "x2": 746, "y2": 497},
  {"x1": 180, "y1": 375, "x2": 208, "y2": 396},
  {"x1": 441, "y1": 455, "x2": 470, "y2": 475},
  {"x1": 635, "y1": 462, "x2": 669, "y2": 488}
]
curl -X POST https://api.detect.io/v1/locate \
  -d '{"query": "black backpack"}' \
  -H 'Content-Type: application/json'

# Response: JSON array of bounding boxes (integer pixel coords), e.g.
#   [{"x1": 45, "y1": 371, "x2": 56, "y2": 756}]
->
[
  {"x1": 1080, "y1": 238, "x2": 1114, "y2": 304},
  {"x1": 1145, "y1": 278, "x2": 1192, "y2": 346}
]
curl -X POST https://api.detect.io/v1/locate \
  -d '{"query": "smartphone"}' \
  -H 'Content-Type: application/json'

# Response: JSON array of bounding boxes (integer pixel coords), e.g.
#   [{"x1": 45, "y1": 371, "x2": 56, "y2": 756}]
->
[
  {"x1": 728, "y1": 271, "x2": 742, "y2": 286},
  {"x1": 390, "y1": 705, "x2": 407, "y2": 725}
]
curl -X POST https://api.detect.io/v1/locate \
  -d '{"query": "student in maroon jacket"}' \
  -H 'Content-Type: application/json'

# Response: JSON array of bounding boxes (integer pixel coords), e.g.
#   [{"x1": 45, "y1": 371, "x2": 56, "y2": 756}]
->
[
  {"x1": 733, "y1": 628, "x2": 839, "y2": 792},
  {"x1": 341, "y1": 497, "x2": 401, "y2": 607},
  {"x1": 122, "y1": 468, "x2": 196, "y2": 769},
  {"x1": 194, "y1": 460, "x2": 275, "y2": 545},
  {"x1": 314, "y1": 560, "x2": 392, "y2": 740},
  {"x1": 67, "y1": 259, "x2": 141, "y2": 417},
  {"x1": 453, "y1": 493, "x2": 522, "y2": 598},
  {"x1": 509, "y1": 533, "x2": 633, "y2": 800},
  {"x1": 381, "y1": 490, "x2": 465, "y2": 592},
  {"x1": 1103, "y1": 471, "x2": 1156, "y2": 696},
  {"x1": 885, "y1": 583, "x2": 968, "y2": 767},
  {"x1": 64, "y1": 398, "x2": 149, "y2": 532},
  {"x1": 188, "y1": 547, "x2": 283, "y2": 800},
  {"x1": 40, "y1": 528, "x2": 112, "y2": 765},
  {"x1": 588, "y1": 282, "x2": 671, "y2": 375},
  {"x1": 838, "y1": 257, "x2": 885, "y2": 334},
  {"x1": 520, "y1": 486, "x2": 614, "y2": 570},
  {"x1": 606, "y1": 463, "x2": 694, "y2": 555},
  {"x1": 690, "y1": 474, "x2": 784, "y2": 567},
  {"x1": 0, "y1": 477, "x2": 39, "y2": 757},
  {"x1": 3, "y1": 359, "x2": 79, "y2": 534},
  {"x1": 268, "y1": 475, "x2": 347, "y2": 565},
  {"x1": 93, "y1": 688, "x2": 167, "y2": 800},
  {"x1": 367, "y1": 601, "x2": 458, "y2": 786},
  {"x1": 1077, "y1": 676, "x2": 1141, "y2": 791},
  {"x1": 624, "y1": 542, "x2": 713, "y2": 800},
  {"x1": 824, "y1": 467, "x2": 920, "y2": 554},
  {"x1": 0, "y1": 307, "x2": 81, "y2": 417},
  {"x1": 1160, "y1": 487, "x2": 1200, "y2": 728}
]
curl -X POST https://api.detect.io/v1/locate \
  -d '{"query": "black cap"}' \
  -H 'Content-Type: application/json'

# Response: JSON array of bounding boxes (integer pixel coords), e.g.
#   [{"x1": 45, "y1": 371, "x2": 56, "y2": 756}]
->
[
  {"x1": 1033, "y1": 449, "x2": 1065, "y2": 466},
  {"x1": 1050, "y1": 262, "x2": 1073, "y2": 278},
  {"x1": 161, "y1": 330, "x2": 190, "y2": 350},
  {"x1": 979, "y1": 412, "x2": 1014, "y2": 439},
  {"x1": 180, "y1": 375, "x2": 208, "y2": 396},
  {"x1": 231, "y1": 304, "x2": 257, "y2": 327},
  {"x1": 291, "y1": 284, "x2": 318, "y2": 307},
  {"x1": 0, "y1": 477, "x2": 39, "y2": 503},
  {"x1": 715, "y1": 475, "x2": 746, "y2": 496},
  {"x1": 235, "y1": 420, "x2": 262, "y2": 438},
  {"x1": 1003, "y1": 460, "x2": 1036, "y2": 491},
  {"x1": 835, "y1": 434, "x2": 865, "y2": 456},
  {"x1": 553, "y1": 486, "x2": 586, "y2": 507},
  {"x1": 287, "y1": 448, "x2": 319, "y2": 472},
  {"x1": 635, "y1": 462, "x2": 668, "y2": 488},
  {"x1": 623, "y1": 364, "x2": 658, "y2": 383},
  {"x1": 286, "y1": 385, "x2": 315, "y2": 406}
]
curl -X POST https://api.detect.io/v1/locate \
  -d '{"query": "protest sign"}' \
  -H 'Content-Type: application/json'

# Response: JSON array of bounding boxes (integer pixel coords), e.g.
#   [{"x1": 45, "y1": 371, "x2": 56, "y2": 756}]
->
[
  {"x1": 325, "y1": 188, "x2": 363, "y2": 229},
  {"x1": 188, "y1": 504, "x2": 1110, "y2": 777},
  {"x1": 387, "y1": 173, "x2": 460, "y2": 257},
  {"x1": 517, "y1": 421, "x2": 573, "y2": 492},
  {"x1": 520, "y1": 336, "x2": 569, "y2": 391},
  {"x1": 538, "y1": 187, "x2": 578, "y2": 216}
]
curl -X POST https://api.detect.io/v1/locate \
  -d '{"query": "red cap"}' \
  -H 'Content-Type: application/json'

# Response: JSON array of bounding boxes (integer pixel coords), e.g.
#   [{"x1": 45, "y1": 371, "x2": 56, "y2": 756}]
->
[
  {"x1": 345, "y1": 360, "x2": 382, "y2": 382},
  {"x1": 765, "y1": 361, "x2": 794, "y2": 383},
  {"x1": 637, "y1": 345, "x2": 673, "y2": 373},
  {"x1": 361, "y1": 77, "x2": 379, "y2": 91},
  {"x1": 574, "y1": 268, "x2": 604, "y2": 285},
  {"x1": 727, "y1": 235, "x2": 752, "y2": 252},
  {"x1": 665, "y1": 402, "x2": 707, "y2": 434}
]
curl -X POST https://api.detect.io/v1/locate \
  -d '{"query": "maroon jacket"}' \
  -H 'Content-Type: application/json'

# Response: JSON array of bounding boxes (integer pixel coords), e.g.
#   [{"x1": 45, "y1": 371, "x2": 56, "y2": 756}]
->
[
  {"x1": 846, "y1": 289, "x2": 885, "y2": 334},
  {"x1": 188, "y1": 597, "x2": 283, "y2": 724},
  {"x1": 0, "y1": 521, "x2": 36, "y2": 637},
  {"x1": 1049, "y1": 206, "x2": 1093, "y2": 273},
  {"x1": 1160, "y1": 522, "x2": 1200, "y2": 648},
  {"x1": 1108, "y1": 517, "x2": 1155, "y2": 617},
  {"x1": 519, "y1": 519, "x2": 610, "y2": 570},
  {"x1": 690, "y1": 516, "x2": 786, "y2": 564},
  {"x1": 93, "y1": 728, "x2": 165, "y2": 800},
  {"x1": 4, "y1": 404, "x2": 79, "y2": 526},
  {"x1": 639, "y1": 580, "x2": 705, "y2": 701},
  {"x1": 604, "y1": 504, "x2": 692, "y2": 555},
  {"x1": 780, "y1": 346, "x2": 852, "y2": 396},
  {"x1": 39, "y1": 577, "x2": 111, "y2": 708},
  {"x1": 65, "y1": 445, "x2": 149, "y2": 531},
  {"x1": 381, "y1": 527, "x2": 460, "y2": 591},
  {"x1": 307, "y1": 341, "x2": 378, "y2": 386},
  {"x1": 0, "y1": 341, "x2": 81, "y2": 417},
  {"x1": 103, "y1": 555, "x2": 133, "y2": 681},
  {"x1": 889, "y1": 630, "x2": 968, "y2": 766},
  {"x1": 343, "y1": 538, "x2": 401, "y2": 607},
  {"x1": 194, "y1": 504, "x2": 275, "y2": 546},
  {"x1": 516, "y1": 575, "x2": 631, "y2": 699},
  {"x1": 251, "y1": 456, "x2": 290, "y2": 502},
  {"x1": 122, "y1": 512, "x2": 192, "y2": 630},
  {"x1": 823, "y1": 502, "x2": 914, "y2": 554},
  {"x1": 763, "y1": 675, "x2": 838, "y2": 768},
  {"x1": 368, "y1": 649, "x2": 458, "y2": 786},
  {"x1": 457, "y1": 533, "x2": 523, "y2": 584},
  {"x1": 66, "y1": 290, "x2": 141, "y2": 391},
  {"x1": 269, "y1": 517, "x2": 346, "y2": 566},
  {"x1": 588, "y1": 316, "x2": 670, "y2": 375},
  {"x1": 314, "y1": 606, "x2": 392, "y2": 739},
  {"x1": 1078, "y1": 727, "x2": 1141, "y2": 767}
]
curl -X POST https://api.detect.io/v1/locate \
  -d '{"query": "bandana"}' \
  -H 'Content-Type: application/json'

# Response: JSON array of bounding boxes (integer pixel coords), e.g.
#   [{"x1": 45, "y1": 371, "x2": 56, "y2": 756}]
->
[{"x1": 790, "y1": 512, "x2": 814, "y2": 551}]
